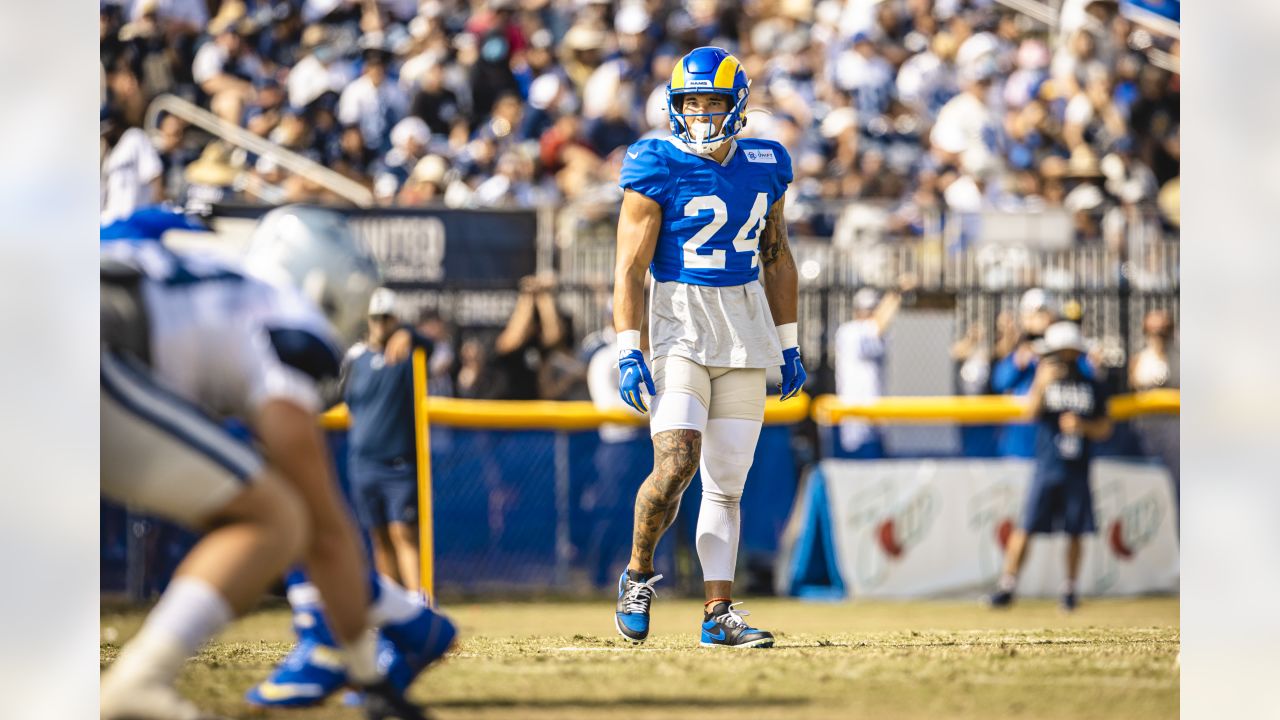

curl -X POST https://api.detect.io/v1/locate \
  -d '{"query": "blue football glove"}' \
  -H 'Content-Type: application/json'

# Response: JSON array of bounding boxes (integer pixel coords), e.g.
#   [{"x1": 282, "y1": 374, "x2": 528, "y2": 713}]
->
[
  {"x1": 617, "y1": 349, "x2": 657, "y2": 414},
  {"x1": 778, "y1": 347, "x2": 807, "y2": 401}
]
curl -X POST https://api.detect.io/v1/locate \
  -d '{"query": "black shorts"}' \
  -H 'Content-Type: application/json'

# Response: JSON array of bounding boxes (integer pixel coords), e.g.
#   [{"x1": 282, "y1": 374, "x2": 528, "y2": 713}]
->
[
  {"x1": 348, "y1": 455, "x2": 419, "y2": 529},
  {"x1": 1021, "y1": 471, "x2": 1096, "y2": 535}
]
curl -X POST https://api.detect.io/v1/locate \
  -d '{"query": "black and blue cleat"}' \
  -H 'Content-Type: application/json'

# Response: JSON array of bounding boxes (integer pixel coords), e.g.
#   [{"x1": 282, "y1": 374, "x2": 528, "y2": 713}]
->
[
  {"x1": 699, "y1": 601, "x2": 774, "y2": 649},
  {"x1": 615, "y1": 570, "x2": 663, "y2": 644}
]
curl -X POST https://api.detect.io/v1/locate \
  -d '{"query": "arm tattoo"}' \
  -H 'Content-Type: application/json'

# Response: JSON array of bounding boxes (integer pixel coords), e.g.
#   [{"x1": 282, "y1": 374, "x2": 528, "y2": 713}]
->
[
  {"x1": 630, "y1": 429, "x2": 701, "y2": 571},
  {"x1": 759, "y1": 202, "x2": 794, "y2": 271}
]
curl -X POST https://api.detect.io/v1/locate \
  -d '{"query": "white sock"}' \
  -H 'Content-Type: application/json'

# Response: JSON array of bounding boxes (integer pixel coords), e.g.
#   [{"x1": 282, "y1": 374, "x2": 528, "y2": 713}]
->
[
  {"x1": 998, "y1": 574, "x2": 1017, "y2": 592},
  {"x1": 341, "y1": 629, "x2": 383, "y2": 686},
  {"x1": 286, "y1": 581, "x2": 322, "y2": 609},
  {"x1": 1064, "y1": 578, "x2": 1078, "y2": 594},
  {"x1": 695, "y1": 492, "x2": 741, "y2": 583},
  {"x1": 111, "y1": 577, "x2": 233, "y2": 682},
  {"x1": 368, "y1": 574, "x2": 422, "y2": 627}
]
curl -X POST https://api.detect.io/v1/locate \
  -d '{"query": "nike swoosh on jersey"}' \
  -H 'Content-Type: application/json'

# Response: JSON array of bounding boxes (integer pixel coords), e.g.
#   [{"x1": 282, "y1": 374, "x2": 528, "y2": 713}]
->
[{"x1": 627, "y1": 151, "x2": 640, "y2": 159}]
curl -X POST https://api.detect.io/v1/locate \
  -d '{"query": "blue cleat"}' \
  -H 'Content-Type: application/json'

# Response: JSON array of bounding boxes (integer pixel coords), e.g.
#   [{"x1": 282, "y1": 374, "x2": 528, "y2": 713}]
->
[
  {"x1": 247, "y1": 606, "x2": 423, "y2": 708},
  {"x1": 246, "y1": 606, "x2": 347, "y2": 708},
  {"x1": 699, "y1": 601, "x2": 774, "y2": 649},
  {"x1": 1061, "y1": 592, "x2": 1078, "y2": 612},
  {"x1": 615, "y1": 570, "x2": 663, "y2": 644},
  {"x1": 380, "y1": 603, "x2": 458, "y2": 678}
]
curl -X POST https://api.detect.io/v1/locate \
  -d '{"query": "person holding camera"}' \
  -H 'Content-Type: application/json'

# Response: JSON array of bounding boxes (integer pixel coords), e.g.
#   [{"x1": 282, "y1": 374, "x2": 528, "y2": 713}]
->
[{"x1": 990, "y1": 321, "x2": 1113, "y2": 612}]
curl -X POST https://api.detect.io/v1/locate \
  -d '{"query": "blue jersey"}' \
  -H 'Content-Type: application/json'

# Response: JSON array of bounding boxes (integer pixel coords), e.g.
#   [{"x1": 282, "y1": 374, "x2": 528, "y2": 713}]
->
[{"x1": 619, "y1": 137, "x2": 793, "y2": 287}]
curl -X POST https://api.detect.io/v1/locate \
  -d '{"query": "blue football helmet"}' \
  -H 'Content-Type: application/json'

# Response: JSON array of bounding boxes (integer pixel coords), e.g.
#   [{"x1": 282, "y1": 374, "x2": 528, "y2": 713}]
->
[{"x1": 666, "y1": 46, "x2": 750, "y2": 155}]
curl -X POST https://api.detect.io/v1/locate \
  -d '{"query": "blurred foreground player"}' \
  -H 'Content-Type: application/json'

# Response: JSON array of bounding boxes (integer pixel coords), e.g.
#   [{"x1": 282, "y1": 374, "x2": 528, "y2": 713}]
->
[
  {"x1": 612, "y1": 47, "x2": 805, "y2": 648},
  {"x1": 246, "y1": 284, "x2": 454, "y2": 710},
  {"x1": 99, "y1": 206, "x2": 433, "y2": 720},
  {"x1": 990, "y1": 322, "x2": 1113, "y2": 612}
]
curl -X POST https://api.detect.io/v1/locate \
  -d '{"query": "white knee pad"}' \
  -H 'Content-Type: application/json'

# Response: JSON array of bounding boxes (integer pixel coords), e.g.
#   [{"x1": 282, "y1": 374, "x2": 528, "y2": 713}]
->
[{"x1": 695, "y1": 418, "x2": 763, "y2": 583}]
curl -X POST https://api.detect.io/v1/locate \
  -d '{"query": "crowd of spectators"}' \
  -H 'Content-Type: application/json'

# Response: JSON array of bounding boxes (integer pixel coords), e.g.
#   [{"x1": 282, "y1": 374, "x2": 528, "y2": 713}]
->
[{"x1": 100, "y1": 0, "x2": 1180, "y2": 243}]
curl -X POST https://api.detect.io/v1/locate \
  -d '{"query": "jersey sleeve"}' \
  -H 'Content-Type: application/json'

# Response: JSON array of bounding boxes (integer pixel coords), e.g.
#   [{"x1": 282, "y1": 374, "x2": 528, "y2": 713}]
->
[
  {"x1": 618, "y1": 142, "x2": 670, "y2": 202},
  {"x1": 772, "y1": 142, "x2": 794, "y2": 193}
]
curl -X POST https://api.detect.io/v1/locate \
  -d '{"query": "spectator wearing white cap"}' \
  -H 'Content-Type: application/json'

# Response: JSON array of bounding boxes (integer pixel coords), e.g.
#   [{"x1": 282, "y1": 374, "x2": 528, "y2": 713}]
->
[
  {"x1": 833, "y1": 280, "x2": 912, "y2": 458},
  {"x1": 373, "y1": 116, "x2": 431, "y2": 203},
  {"x1": 990, "y1": 320, "x2": 1113, "y2": 611},
  {"x1": 992, "y1": 289, "x2": 1096, "y2": 457},
  {"x1": 339, "y1": 288, "x2": 436, "y2": 592}
]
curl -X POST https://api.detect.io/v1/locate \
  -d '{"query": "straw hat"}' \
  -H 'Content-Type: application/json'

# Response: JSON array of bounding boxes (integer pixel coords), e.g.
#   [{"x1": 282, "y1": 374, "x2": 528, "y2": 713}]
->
[{"x1": 185, "y1": 142, "x2": 240, "y2": 187}]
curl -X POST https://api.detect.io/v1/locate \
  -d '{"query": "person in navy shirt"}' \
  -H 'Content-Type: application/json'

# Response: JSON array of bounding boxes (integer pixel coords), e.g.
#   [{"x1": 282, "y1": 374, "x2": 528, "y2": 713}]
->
[
  {"x1": 342, "y1": 288, "x2": 434, "y2": 593},
  {"x1": 991, "y1": 321, "x2": 1113, "y2": 612}
]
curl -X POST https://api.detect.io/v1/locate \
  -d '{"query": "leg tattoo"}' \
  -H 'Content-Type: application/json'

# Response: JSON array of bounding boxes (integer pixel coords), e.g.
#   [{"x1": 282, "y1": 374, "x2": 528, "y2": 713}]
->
[{"x1": 629, "y1": 429, "x2": 701, "y2": 573}]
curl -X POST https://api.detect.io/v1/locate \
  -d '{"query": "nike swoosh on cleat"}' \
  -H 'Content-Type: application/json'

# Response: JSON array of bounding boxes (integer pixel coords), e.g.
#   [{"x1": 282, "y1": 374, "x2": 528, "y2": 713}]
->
[
  {"x1": 627, "y1": 151, "x2": 639, "y2": 159},
  {"x1": 252, "y1": 682, "x2": 327, "y2": 702},
  {"x1": 705, "y1": 628, "x2": 726, "y2": 641}
]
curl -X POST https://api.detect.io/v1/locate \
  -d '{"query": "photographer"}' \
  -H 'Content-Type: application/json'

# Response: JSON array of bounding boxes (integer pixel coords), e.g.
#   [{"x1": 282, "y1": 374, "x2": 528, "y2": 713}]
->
[{"x1": 990, "y1": 321, "x2": 1113, "y2": 612}]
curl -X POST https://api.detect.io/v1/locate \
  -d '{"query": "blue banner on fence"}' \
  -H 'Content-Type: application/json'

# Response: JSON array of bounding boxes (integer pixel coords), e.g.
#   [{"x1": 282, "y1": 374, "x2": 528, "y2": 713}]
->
[{"x1": 213, "y1": 204, "x2": 538, "y2": 288}]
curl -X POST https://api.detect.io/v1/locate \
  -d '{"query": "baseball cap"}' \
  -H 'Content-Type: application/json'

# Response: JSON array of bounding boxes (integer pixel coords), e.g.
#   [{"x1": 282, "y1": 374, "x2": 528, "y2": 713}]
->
[
  {"x1": 854, "y1": 288, "x2": 880, "y2": 311},
  {"x1": 368, "y1": 288, "x2": 398, "y2": 316},
  {"x1": 1020, "y1": 287, "x2": 1048, "y2": 315},
  {"x1": 1034, "y1": 321, "x2": 1086, "y2": 355}
]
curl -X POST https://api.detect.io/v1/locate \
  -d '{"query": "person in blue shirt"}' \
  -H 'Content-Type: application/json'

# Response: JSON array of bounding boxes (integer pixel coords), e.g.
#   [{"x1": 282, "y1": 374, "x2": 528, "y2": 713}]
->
[
  {"x1": 611, "y1": 47, "x2": 806, "y2": 649},
  {"x1": 992, "y1": 289, "x2": 1093, "y2": 456},
  {"x1": 342, "y1": 287, "x2": 435, "y2": 593},
  {"x1": 990, "y1": 322, "x2": 1113, "y2": 612}
]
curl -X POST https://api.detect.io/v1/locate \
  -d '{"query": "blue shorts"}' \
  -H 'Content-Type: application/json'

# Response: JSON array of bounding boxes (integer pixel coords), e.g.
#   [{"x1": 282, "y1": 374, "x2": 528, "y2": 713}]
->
[
  {"x1": 349, "y1": 454, "x2": 419, "y2": 529},
  {"x1": 1021, "y1": 471, "x2": 1096, "y2": 535}
]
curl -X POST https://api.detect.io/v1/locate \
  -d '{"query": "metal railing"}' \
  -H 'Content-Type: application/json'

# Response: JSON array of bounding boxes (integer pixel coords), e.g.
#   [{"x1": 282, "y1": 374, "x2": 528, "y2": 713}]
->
[{"x1": 144, "y1": 94, "x2": 375, "y2": 207}]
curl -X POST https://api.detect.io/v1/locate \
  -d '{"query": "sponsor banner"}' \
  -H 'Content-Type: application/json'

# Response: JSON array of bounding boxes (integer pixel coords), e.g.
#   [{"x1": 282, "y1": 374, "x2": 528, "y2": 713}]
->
[
  {"x1": 212, "y1": 205, "x2": 538, "y2": 287},
  {"x1": 821, "y1": 458, "x2": 1178, "y2": 598}
]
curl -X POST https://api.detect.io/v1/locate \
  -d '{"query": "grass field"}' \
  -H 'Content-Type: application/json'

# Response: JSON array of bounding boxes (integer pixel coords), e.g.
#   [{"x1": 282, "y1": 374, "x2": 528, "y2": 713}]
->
[{"x1": 101, "y1": 596, "x2": 1179, "y2": 720}]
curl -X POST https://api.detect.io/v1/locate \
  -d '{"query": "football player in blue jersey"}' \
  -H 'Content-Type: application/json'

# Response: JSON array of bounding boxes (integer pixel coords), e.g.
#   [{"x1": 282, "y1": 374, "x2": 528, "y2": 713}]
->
[{"x1": 612, "y1": 47, "x2": 806, "y2": 648}]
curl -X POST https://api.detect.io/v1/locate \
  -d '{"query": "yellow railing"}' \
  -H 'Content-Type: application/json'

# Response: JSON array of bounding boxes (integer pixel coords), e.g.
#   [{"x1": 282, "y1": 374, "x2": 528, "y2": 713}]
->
[
  {"x1": 810, "y1": 388, "x2": 1180, "y2": 425},
  {"x1": 321, "y1": 392, "x2": 813, "y2": 431},
  {"x1": 321, "y1": 389, "x2": 1178, "y2": 431}
]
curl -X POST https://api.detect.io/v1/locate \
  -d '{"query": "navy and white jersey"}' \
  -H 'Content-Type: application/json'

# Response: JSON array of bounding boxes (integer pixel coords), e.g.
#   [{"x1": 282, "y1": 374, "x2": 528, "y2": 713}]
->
[
  {"x1": 101, "y1": 240, "x2": 342, "y2": 421},
  {"x1": 1033, "y1": 365, "x2": 1109, "y2": 482},
  {"x1": 619, "y1": 136, "x2": 793, "y2": 288}
]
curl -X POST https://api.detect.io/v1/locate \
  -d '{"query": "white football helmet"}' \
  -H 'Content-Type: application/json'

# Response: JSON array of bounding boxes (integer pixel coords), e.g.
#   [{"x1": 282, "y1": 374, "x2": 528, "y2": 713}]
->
[{"x1": 244, "y1": 205, "x2": 382, "y2": 346}]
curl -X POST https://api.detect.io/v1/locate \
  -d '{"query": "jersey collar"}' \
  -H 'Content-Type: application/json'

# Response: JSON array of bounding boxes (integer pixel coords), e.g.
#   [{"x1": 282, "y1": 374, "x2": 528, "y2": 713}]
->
[{"x1": 665, "y1": 136, "x2": 738, "y2": 167}]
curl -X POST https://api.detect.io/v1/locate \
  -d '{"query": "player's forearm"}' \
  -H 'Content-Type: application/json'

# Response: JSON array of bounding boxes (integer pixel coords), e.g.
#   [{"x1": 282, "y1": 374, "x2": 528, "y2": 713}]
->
[
  {"x1": 759, "y1": 198, "x2": 798, "y2": 326},
  {"x1": 613, "y1": 265, "x2": 646, "y2": 332},
  {"x1": 761, "y1": 263, "x2": 798, "y2": 325}
]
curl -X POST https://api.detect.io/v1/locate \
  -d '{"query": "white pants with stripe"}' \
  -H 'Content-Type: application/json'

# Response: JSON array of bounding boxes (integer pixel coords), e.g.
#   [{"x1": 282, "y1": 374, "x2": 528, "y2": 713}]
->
[{"x1": 101, "y1": 351, "x2": 264, "y2": 528}]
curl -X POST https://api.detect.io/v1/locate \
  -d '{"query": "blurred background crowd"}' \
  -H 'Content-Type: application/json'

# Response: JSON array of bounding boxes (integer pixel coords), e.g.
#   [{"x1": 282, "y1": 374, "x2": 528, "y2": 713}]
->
[{"x1": 100, "y1": 0, "x2": 1180, "y2": 241}]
